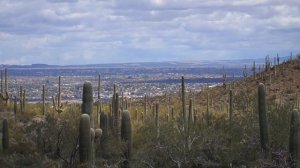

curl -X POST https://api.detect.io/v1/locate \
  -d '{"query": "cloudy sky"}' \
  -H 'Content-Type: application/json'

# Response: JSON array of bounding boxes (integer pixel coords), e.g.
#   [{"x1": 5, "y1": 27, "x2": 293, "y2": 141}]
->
[{"x1": 0, "y1": 0, "x2": 299, "y2": 65}]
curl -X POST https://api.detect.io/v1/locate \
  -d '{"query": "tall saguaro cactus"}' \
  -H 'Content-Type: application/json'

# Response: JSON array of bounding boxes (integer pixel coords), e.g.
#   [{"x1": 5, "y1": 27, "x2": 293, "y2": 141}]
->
[
  {"x1": 0, "y1": 70, "x2": 3, "y2": 94},
  {"x1": 97, "y1": 75, "x2": 101, "y2": 126},
  {"x1": 229, "y1": 90, "x2": 233, "y2": 124},
  {"x1": 82, "y1": 82, "x2": 94, "y2": 127},
  {"x1": 14, "y1": 98, "x2": 17, "y2": 122},
  {"x1": 79, "y1": 114, "x2": 91, "y2": 164},
  {"x1": 188, "y1": 99, "x2": 193, "y2": 137},
  {"x1": 144, "y1": 95, "x2": 147, "y2": 122},
  {"x1": 155, "y1": 103, "x2": 160, "y2": 140},
  {"x1": 22, "y1": 89, "x2": 26, "y2": 113},
  {"x1": 222, "y1": 66, "x2": 227, "y2": 87},
  {"x1": 100, "y1": 111, "x2": 108, "y2": 138},
  {"x1": 19, "y1": 86, "x2": 23, "y2": 113},
  {"x1": 289, "y1": 109, "x2": 300, "y2": 168},
  {"x1": 0, "y1": 68, "x2": 10, "y2": 107},
  {"x1": 258, "y1": 83, "x2": 270, "y2": 159},
  {"x1": 53, "y1": 76, "x2": 63, "y2": 113},
  {"x1": 42, "y1": 85, "x2": 45, "y2": 115},
  {"x1": 185, "y1": 99, "x2": 194, "y2": 150},
  {"x1": 206, "y1": 91, "x2": 210, "y2": 126},
  {"x1": 252, "y1": 61, "x2": 256, "y2": 80},
  {"x1": 5, "y1": 68, "x2": 8, "y2": 98},
  {"x1": 181, "y1": 76, "x2": 186, "y2": 129},
  {"x1": 113, "y1": 93, "x2": 120, "y2": 139},
  {"x1": 2, "y1": 119, "x2": 9, "y2": 150},
  {"x1": 121, "y1": 110, "x2": 132, "y2": 168}
]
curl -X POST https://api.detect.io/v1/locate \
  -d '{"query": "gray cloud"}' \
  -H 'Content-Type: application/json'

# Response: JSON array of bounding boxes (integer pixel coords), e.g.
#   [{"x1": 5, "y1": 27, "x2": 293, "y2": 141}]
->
[{"x1": 0, "y1": 0, "x2": 299, "y2": 65}]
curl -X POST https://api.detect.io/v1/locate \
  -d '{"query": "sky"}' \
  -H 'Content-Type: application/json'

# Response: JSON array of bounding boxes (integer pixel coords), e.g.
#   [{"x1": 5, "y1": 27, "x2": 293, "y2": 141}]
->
[{"x1": 0, "y1": 0, "x2": 299, "y2": 65}]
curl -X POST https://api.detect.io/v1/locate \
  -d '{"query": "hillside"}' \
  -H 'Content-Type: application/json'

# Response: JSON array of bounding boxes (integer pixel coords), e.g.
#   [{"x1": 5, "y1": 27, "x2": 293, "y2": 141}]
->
[{"x1": 0, "y1": 57, "x2": 299, "y2": 167}]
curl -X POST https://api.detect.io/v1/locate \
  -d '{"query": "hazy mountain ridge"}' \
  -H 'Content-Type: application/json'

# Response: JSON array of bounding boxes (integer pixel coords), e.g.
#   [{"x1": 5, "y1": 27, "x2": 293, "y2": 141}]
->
[{"x1": 0, "y1": 56, "x2": 291, "y2": 69}]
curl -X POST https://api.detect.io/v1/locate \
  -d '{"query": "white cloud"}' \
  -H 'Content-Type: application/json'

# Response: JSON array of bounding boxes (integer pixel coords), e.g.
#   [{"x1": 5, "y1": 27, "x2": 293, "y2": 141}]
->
[{"x1": 0, "y1": 0, "x2": 299, "y2": 64}]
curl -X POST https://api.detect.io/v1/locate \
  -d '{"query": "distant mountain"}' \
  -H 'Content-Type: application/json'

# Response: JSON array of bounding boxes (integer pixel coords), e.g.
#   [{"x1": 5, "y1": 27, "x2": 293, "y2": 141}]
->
[{"x1": 0, "y1": 56, "x2": 291, "y2": 69}]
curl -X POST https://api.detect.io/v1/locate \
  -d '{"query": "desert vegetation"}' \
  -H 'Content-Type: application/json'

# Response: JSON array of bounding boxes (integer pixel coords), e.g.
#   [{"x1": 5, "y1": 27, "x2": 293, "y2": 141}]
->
[{"x1": 0, "y1": 55, "x2": 300, "y2": 168}]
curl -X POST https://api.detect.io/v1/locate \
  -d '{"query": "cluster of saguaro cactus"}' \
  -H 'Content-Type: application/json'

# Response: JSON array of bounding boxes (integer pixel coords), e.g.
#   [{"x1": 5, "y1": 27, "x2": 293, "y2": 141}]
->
[
  {"x1": 79, "y1": 82, "x2": 104, "y2": 167},
  {"x1": 2, "y1": 119, "x2": 9, "y2": 150},
  {"x1": 265, "y1": 55, "x2": 271, "y2": 72},
  {"x1": 258, "y1": 83, "x2": 270, "y2": 159},
  {"x1": 52, "y1": 76, "x2": 63, "y2": 113}
]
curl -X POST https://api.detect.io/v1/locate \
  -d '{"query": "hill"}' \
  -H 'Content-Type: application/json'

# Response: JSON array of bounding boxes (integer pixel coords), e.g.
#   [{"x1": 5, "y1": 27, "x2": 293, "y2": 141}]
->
[{"x1": 0, "y1": 56, "x2": 299, "y2": 167}]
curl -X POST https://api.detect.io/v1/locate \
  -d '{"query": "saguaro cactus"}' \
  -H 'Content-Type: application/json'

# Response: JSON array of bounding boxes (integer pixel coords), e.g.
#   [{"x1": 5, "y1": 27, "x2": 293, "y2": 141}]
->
[
  {"x1": 229, "y1": 90, "x2": 233, "y2": 123},
  {"x1": 206, "y1": 91, "x2": 210, "y2": 126},
  {"x1": 79, "y1": 114, "x2": 91, "y2": 164},
  {"x1": 0, "y1": 70, "x2": 3, "y2": 94},
  {"x1": 144, "y1": 95, "x2": 147, "y2": 122},
  {"x1": 0, "y1": 68, "x2": 10, "y2": 107},
  {"x1": 4, "y1": 68, "x2": 8, "y2": 99},
  {"x1": 82, "y1": 82, "x2": 94, "y2": 127},
  {"x1": 99, "y1": 111, "x2": 108, "y2": 158},
  {"x1": 14, "y1": 98, "x2": 17, "y2": 122},
  {"x1": 100, "y1": 112, "x2": 108, "y2": 138},
  {"x1": 113, "y1": 93, "x2": 120, "y2": 139},
  {"x1": 81, "y1": 82, "x2": 95, "y2": 168},
  {"x1": 188, "y1": 99, "x2": 193, "y2": 136},
  {"x1": 121, "y1": 110, "x2": 132, "y2": 168},
  {"x1": 171, "y1": 107, "x2": 175, "y2": 120},
  {"x1": 222, "y1": 66, "x2": 227, "y2": 87},
  {"x1": 289, "y1": 109, "x2": 300, "y2": 168},
  {"x1": 243, "y1": 64, "x2": 247, "y2": 79},
  {"x1": 53, "y1": 76, "x2": 63, "y2": 113},
  {"x1": 2, "y1": 119, "x2": 9, "y2": 150},
  {"x1": 22, "y1": 89, "x2": 26, "y2": 113},
  {"x1": 19, "y1": 86, "x2": 23, "y2": 113},
  {"x1": 258, "y1": 83, "x2": 270, "y2": 159},
  {"x1": 181, "y1": 76, "x2": 186, "y2": 129},
  {"x1": 42, "y1": 85, "x2": 45, "y2": 115},
  {"x1": 252, "y1": 61, "x2": 256, "y2": 80},
  {"x1": 97, "y1": 75, "x2": 101, "y2": 126},
  {"x1": 155, "y1": 103, "x2": 159, "y2": 140}
]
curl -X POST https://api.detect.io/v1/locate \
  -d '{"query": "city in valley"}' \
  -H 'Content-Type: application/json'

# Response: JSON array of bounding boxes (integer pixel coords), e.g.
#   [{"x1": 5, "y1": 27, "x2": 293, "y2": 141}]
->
[{"x1": 3, "y1": 61, "x2": 250, "y2": 103}]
